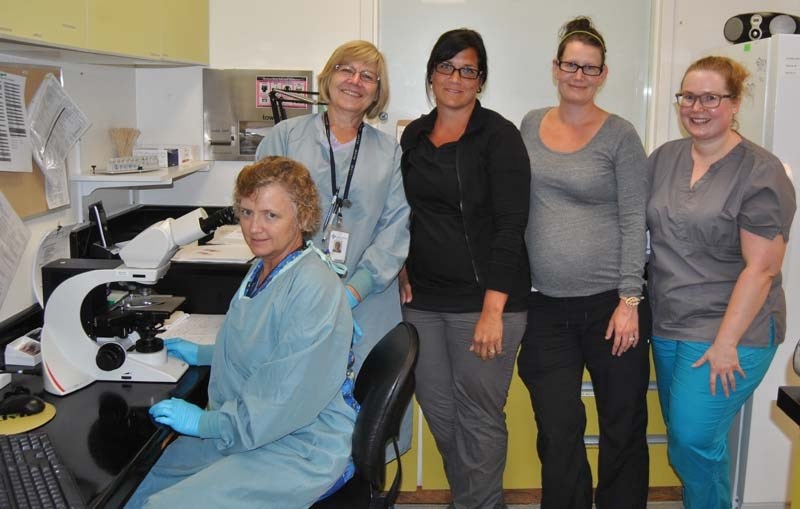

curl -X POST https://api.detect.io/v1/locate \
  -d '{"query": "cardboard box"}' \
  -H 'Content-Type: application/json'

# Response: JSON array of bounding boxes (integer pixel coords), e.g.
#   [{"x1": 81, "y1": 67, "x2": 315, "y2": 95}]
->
[
  {"x1": 133, "y1": 147, "x2": 178, "y2": 168},
  {"x1": 5, "y1": 328, "x2": 42, "y2": 366}
]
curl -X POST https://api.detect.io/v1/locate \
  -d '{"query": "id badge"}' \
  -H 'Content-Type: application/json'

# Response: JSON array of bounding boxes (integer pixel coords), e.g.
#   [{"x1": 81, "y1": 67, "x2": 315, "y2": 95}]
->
[{"x1": 327, "y1": 228, "x2": 350, "y2": 263}]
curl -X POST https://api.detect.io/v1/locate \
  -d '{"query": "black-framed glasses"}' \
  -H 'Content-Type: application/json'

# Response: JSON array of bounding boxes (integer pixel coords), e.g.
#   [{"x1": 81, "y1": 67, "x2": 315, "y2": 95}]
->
[
  {"x1": 334, "y1": 64, "x2": 380, "y2": 84},
  {"x1": 675, "y1": 92, "x2": 734, "y2": 108},
  {"x1": 557, "y1": 60, "x2": 603, "y2": 76},
  {"x1": 434, "y1": 62, "x2": 482, "y2": 80}
]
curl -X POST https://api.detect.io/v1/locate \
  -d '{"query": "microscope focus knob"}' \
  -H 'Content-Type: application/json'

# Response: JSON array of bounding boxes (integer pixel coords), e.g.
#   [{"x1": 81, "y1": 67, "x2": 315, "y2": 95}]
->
[
  {"x1": 135, "y1": 336, "x2": 164, "y2": 353},
  {"x1": 96, "y1": 343, "x2": 126, "y2": 371}
]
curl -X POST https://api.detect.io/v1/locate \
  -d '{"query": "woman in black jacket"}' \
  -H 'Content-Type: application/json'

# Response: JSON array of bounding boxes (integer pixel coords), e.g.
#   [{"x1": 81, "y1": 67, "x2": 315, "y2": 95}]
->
[{"x1": 399, "y1": 28, "x2": 531, "y2": 509}]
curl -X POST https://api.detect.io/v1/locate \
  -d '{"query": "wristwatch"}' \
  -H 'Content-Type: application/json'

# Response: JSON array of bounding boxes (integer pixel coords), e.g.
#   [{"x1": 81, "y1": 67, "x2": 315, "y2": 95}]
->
[{"x1": 622, "y1": 295, "x2": 644, "y2": 307}]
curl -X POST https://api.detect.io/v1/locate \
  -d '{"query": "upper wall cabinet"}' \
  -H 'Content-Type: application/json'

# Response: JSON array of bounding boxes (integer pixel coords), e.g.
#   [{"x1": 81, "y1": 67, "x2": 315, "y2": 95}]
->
[
  {"x1": 87, "y1": 0, "x2": 163, "y2": 59},
  {"x1": 0, "y1": 0, "x2": 87, "y2": 47},
  {"x1": 161, "y1": 0, "x2": 209, "y2": 64},
  {"x1": 0, "y1": 0, "x2": 208, "y2": 65}
]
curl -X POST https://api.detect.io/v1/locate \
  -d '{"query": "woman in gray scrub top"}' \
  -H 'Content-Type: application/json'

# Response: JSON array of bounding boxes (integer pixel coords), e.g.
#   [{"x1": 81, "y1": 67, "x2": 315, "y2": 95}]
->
[{"x1": 647, "y1": 56, "x2": 796, "y2": 509}]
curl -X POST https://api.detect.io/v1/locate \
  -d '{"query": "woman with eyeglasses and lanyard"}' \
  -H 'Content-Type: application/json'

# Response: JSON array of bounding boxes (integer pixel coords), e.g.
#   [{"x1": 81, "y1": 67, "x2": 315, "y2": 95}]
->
[
  {"x1": 399, "y1": 29, "x2": 530, "y2": 509},
  {"x1": 648, "y1": 56, "x2": 795, "y2": 508},
  {"x1": 255, "y1": 41, "x2": 409, "y2": 379},
  {"x1": 516, "y1": 17, "x2": 650, "y2": 508}
]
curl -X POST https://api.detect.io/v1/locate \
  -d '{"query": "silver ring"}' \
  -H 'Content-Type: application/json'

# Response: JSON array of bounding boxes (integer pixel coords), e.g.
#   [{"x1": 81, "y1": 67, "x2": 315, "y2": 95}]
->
[
  {"x1": 489, "y1": 349, "x2": 496, "y2": 354},
  {"x1": 629, "y1": 337, "x2": 636, "y2": 342}
]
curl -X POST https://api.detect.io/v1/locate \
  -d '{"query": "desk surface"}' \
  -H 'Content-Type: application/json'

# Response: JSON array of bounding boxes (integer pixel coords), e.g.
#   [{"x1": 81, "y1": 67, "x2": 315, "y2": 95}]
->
[
  {"x1": 778, "y1": 386, "x2": 800, "y2": 427},
  {"x1": 3, "y1": 368, "x2": 209, "y2": 509}
]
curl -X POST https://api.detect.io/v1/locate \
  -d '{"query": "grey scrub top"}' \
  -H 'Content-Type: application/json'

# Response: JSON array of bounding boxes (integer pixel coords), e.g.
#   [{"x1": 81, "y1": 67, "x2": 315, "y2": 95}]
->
[{"x1": 646, "y1": 137, "x2": 796, "y2": 347}]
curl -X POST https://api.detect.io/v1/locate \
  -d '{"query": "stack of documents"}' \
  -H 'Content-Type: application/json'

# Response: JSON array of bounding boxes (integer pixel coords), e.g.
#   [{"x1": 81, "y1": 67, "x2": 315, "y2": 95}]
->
[
  {"x1": 163, "y1": 312, "x2": 225, "y2": 345},
  {"x1": 171, "y1": 243, "x2": 254, "y2": 263},
  {"x1": 5, "y1": 328, "x2": 42, "y2": 367}
]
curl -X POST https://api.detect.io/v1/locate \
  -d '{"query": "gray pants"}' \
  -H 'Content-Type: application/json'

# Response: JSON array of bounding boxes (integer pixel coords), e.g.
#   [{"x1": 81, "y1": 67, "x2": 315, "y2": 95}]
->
[{"x1": 403, "y1": 308, "x2": 527, "y2": 509}]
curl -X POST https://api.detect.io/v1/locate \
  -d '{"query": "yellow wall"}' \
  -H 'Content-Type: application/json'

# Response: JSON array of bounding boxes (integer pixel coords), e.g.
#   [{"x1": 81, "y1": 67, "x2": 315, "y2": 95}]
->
[{"x1": 390, "y1": 355, "x2": 679, "y2": 493}]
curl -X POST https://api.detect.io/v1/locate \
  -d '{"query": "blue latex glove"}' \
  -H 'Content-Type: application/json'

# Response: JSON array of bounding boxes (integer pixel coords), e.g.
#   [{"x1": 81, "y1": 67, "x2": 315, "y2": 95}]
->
[
  {"x1": 345, "y1": 286, "x2": 360, "y2": 309},
  {"x1": 149, "y1": 397, "x2": 204, "y2": 437},
  {"x1": 164, "y1": 338, "x2": 199, "y2": 365}
]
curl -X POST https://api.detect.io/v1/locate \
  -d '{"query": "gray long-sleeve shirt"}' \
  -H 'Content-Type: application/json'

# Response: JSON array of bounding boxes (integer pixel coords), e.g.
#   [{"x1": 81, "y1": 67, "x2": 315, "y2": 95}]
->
[{"x1": 520, "y1": 108, "x2": 648, "y2": 298}]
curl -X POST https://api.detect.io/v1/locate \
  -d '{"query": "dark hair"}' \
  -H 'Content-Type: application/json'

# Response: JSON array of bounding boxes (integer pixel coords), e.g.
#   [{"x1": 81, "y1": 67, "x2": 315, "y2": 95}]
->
[
  {"x1": 426, "y1": 28, "x2": 488, "y2": 86},
  {"x1": 557, "y1": 17, "x2": 606, "y2": 67}
]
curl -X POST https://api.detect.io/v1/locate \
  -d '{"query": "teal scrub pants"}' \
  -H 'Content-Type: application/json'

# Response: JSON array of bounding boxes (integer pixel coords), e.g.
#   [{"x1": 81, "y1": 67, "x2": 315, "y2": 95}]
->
[{"x1": 652, "y1": 336, "x2": 776, "y2": 509}]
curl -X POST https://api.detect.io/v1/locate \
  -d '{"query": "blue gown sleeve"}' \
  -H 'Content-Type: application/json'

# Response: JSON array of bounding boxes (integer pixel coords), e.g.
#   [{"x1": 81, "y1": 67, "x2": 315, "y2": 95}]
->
[
  {"x1": 197, "y1": 268, "x2": 353, "y2": 454},
  {"x1": 254, "y1": 120, "x2": 289, "y2": 160},
  {"x1": 347, "y1": 140, "x2": 410, "y2": 299}
]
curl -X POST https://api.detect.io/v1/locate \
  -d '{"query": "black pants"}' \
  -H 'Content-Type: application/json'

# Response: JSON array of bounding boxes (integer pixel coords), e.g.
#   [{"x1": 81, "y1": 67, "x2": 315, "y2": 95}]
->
[{"x1": 517, "y1": 290, "x2": 651, "y2": 509}]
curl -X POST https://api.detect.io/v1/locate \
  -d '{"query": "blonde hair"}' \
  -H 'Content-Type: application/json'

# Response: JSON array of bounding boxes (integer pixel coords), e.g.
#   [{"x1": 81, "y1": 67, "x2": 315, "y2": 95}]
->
[
  {"x1": 318, "y1": 40, "x2": 389, "y2": 120},
  {"x1": 682, "y1": 56, "x2": 749, "y2": 130},
  {"x1": 682, "y1": 56, "x2": 749, "y2": 99},
  {"x1": 233, "y1": 156, "x2": 321, "y2": 239}
]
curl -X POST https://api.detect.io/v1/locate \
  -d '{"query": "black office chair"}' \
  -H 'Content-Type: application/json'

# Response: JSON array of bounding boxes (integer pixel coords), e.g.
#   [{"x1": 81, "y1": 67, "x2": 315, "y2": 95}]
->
[{"x1": 312, "y1": 322, "x2": 419, "y2": 509}]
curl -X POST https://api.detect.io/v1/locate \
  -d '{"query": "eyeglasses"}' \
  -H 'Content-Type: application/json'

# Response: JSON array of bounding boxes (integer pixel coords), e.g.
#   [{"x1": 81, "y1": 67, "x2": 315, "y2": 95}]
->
[
  {"x1": 675, "y1": 92, "x2": 734, "y2": 109},
  {"x1": 334, "y1": 64, "x2": 380, "y2": 85},
  {"x1": 557, "y1": 61, "x2": 603, "y2": 76},
  {"x1": 434, "y1": 62, "x2": 482, "y2": 80}
]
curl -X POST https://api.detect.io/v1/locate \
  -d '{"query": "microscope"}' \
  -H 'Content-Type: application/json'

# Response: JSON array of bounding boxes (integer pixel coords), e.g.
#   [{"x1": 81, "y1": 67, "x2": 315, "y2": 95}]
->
[{"x1": 41, "y1": 207, "x2": 235, "y2": 396}]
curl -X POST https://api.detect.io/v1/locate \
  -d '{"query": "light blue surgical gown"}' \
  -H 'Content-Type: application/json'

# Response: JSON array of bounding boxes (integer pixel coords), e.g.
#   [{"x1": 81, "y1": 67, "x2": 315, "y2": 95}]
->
[
  {"x1": 255, "y1": 114, "x2": 410, "y2": 374},
  {"x1": 126, "y1": 249, "x2": 356, "y2": 509}
]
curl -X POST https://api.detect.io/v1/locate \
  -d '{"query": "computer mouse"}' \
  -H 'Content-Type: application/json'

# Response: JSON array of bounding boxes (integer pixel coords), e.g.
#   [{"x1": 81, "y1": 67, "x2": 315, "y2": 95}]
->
[{"x1": 0, "y1": 394, "x2": 46, "y2": 416}]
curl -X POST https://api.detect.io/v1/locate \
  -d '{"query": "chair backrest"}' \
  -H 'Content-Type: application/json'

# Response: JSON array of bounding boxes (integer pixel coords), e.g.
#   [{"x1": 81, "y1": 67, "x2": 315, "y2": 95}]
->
[{"x1": 351, "y1": 321, "x2": 419, "y2": 491}]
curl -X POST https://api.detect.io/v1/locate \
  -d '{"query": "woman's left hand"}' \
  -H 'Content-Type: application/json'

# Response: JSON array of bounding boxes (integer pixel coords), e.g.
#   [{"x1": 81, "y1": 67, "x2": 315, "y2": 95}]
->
[
  {"x1": 692, "y1": 342, "x2": 746, "y2": 397},
  {"x1": 605, "y1": 300, "x2": 639, "y2": 356},
  {"x1": 150, "y1": 398, "x2": 205, "y2": 437},
  {"x1": 470, "y1": 311, "x2": 503, "y2": 361}
]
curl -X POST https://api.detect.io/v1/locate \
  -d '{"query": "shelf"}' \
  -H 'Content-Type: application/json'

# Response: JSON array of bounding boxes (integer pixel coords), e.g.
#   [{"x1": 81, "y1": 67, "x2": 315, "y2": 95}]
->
[
  {"x1": 0, "y1": 36, "x2": 208, "y2": 67},
  {"x1": 72, "y1": 160, "x2": 211, "y2": 194}
]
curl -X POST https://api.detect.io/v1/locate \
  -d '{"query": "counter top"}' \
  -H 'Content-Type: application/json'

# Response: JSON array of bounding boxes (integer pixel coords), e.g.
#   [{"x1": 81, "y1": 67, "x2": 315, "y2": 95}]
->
[{"x1": 778, "y1": 386, "x2": 800, "y2": 426}]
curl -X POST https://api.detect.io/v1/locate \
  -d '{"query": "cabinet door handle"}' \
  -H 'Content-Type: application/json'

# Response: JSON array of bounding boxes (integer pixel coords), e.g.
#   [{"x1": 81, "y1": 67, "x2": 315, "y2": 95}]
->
[{"x1": 61, "y1": 24, "x2": 78, "y2": 30}]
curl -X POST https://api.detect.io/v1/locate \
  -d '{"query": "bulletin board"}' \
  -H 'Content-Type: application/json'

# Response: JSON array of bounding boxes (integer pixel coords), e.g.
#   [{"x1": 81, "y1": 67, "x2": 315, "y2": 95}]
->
[{"x1": 0, "y1": 64, "x2": 62, "y2": 218}]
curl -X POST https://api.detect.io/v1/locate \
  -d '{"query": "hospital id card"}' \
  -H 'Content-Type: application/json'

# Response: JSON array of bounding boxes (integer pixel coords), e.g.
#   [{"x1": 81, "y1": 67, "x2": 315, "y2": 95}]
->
[{"x1": 327, "y1": 229, "x2": 350, "y2": 263}]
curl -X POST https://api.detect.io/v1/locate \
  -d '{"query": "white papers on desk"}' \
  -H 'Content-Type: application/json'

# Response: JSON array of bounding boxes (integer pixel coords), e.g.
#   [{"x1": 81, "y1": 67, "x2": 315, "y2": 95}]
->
[
  {"x1": 0, "y1": 72, "x2": 32, "y2": 172},
  {"x1": 0, "y1": 191, "x2": 31, "y2": 308},
  {"x1": 206, "y1": 224, "x2": 246, "y2": 245},
  {"x1": 163, "y1": 312, "x2": 224, "y2": 345},
  {"x1": 171, "y1": 243, "x2": 254, "y2": 264}
]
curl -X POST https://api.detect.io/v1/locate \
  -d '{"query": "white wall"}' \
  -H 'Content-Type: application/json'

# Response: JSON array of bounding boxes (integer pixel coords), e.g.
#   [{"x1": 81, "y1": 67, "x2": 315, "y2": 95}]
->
[
  {"x1": 0, "y1": 57, "x2": 136, "y2": 322},
  {"x1": 136, "y1": 0, "x2": 376, "y2": 208},
  {"x1": 378, "y1": 0, "x2": 652, "y2": 136},
  {"x1": 653, "y1": 1, "x2": 800, "y2": 506}
]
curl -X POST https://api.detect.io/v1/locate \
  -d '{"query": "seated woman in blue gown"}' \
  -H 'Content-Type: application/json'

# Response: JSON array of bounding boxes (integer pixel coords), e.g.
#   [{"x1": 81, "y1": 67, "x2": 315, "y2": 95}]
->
[{"x1": 125, "y1": 156, "x2": 358, "y2": 509}]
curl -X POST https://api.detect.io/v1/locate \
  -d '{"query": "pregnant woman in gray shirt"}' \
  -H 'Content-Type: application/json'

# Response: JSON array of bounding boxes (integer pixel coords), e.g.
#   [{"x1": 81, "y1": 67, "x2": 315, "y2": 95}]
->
[{"x1": 516, "y1": 17, "x2": 650, "y2": 509}]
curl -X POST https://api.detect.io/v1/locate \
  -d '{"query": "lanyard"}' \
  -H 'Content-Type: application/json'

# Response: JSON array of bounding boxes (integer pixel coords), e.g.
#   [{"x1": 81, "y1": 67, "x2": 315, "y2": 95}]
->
[
  {"x1": 244, "y1": 248, "x2": 304, "y2": 298},
  {"x1": 323, "y1": 112, "x2": 364, "y2": 209}
]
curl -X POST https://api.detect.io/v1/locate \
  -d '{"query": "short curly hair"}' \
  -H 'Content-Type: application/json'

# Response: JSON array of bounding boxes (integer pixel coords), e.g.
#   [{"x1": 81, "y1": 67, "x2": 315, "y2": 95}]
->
[{"x1": 233, "y1": 156, "x2": 321, "y2": 239}]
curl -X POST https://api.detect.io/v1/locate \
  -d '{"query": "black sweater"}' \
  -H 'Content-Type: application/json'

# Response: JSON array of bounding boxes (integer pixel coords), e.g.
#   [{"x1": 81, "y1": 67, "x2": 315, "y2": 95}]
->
[{"x1": 401, "y1": 101, "x2": 531, "y2": 312}]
